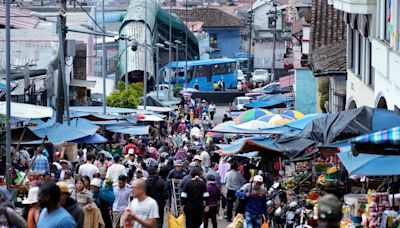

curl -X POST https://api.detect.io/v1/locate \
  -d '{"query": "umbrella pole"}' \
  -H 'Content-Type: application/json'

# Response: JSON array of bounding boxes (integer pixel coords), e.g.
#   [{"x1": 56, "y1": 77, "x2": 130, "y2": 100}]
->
[{"x1": 392, "y1": 175, "x2": 395, "y2": 209}]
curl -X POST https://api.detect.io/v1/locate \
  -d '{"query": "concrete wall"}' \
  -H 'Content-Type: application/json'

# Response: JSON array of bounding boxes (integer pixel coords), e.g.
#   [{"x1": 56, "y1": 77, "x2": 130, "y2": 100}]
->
[
  {"x1": 253, "y1": 41, "x2": 286, "y2": 69},
  {"x1": 294, "y1": 69, "x2": 316, "y2": 114},
  {"x1": 205, "y1": 28, "x2": 241, "y2": 58},
  {"x1": 345, "y1": 70, "x2": 375, "y2": 108}
]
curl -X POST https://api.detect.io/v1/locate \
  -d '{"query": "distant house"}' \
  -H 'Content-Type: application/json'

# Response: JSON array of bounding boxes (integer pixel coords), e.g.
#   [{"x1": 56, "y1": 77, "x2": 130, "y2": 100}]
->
[{"x1": 172, "y1": 8, "x2": 244, "y2": 59}]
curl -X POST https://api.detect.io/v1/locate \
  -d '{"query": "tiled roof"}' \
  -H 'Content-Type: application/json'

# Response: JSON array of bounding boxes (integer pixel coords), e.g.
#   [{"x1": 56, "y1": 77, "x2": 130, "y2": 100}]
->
[
  {"x1": 311, "y1": 40, "x2": 347, "y2": 74},
  {"x1": 0, "y1": 5, "x2": 39, "y2": 29},
  {"x1": 309, "y1": 0, "x2": 346, "y2": 51},
  {"x1": 171, "y1": 8, "x2": 244, "y2": 28}
]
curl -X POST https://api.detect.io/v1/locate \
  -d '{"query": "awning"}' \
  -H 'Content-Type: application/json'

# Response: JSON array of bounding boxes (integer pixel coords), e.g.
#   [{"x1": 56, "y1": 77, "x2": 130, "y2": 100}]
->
[
  {"x1": 245, "y1": 94, "x2": 287, "y2": 109},
  {"x1": 70, "y1": 133, "x2": 108, "y2": 144},
  {"x1": 30, "y1": 123, "x2": 92, "y2": 143},
  {"x1": 106, "y1": 125, "x2": 150, "y2": 135},
  {"x1": 338, "y1": 146, "x2": 400, "y2": 176},
  {"x1": 219, "y1": 136, "x2": 281, "y2": 156},
  {"x1": 0, "y1": 102, "x2": 53, "y2": 119},
  {"x1": 351, "y1": 126, "x2": 400, "y2": 146}
]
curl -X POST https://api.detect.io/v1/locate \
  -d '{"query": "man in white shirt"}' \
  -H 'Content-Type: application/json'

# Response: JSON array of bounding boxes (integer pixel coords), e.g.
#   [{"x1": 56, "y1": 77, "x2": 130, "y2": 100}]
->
[
  {"x1": 78, "y1": 153, "x2": 99, "y2": 180},
  {"x1": 199, "y1": 148, "x2": 211, "y2": 170},
  {"x1": 113, "y1": 175, "x2": 132, "y2": 228},
  {"x1": 106, "y1": 154, "x2": 127, "y2": 184},
  {"x1": 122, "y1": 179, "x2": 159, "y2": 228}
]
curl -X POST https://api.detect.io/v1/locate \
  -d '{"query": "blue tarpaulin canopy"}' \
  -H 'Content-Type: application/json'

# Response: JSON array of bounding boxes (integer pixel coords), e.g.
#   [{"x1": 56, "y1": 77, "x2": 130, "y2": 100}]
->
[
  {"x1": 106, "y1": 125, "x2": 150, "y2": 135},
  {"x1": 70, "y1": 133, "x2": 108, "y2": 144},
  {"x1": 338, "y1": 146, "x2": 400, "y2": 176},
  {"x1": 36, "y1": 118, "x2": 99, "y2": 136},
  {"x1": 245, "y1": 94, "x2": 287, "y2": 108},
  {"x1": 30, "y1": 123, "x2": 93, "y2": 143}
]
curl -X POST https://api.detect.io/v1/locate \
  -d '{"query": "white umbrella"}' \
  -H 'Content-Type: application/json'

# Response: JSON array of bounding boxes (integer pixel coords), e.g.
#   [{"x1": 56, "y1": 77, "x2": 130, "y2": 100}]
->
[
  {"x1": 0, "y1": 102, "x2": 53, "y2": 119},
  {"x1": 235, "y1": 120, "x2": 270, "y2": 130}
]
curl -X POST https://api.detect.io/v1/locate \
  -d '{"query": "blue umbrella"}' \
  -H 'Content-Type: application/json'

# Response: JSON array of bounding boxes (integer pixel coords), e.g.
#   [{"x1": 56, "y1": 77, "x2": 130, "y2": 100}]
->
[{"x1": 338, "y1": 146, "x2": 400, "y2": 176}]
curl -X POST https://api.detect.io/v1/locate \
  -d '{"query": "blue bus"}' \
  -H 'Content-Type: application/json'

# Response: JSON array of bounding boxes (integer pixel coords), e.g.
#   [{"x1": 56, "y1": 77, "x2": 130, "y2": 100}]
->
[{"x1": 160, "y1": 58, "x2": 239, "y2": 91}]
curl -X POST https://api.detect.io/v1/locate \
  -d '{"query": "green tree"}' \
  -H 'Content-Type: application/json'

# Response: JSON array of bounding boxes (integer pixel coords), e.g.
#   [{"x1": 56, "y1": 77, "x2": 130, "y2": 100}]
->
[{"x1": 107, "y1": 82, "x2": 144, "y2": 109}]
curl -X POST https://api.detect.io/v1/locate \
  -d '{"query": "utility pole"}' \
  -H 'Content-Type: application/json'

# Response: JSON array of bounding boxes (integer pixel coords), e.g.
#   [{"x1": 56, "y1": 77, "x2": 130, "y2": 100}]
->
[
  {"x1": 247, "y1": 5, "x2": 253, "y2": 78},
  {"x1": 168, "y1": 0, "x2": 172, "y2": 100},
  {"x1": 143, "y1": 0, "x2": 148, "y2": 110},
  {"x1": 175, "y1": 41, "x2": 179, "y2": 85},
  {"x1": 55, "y1": 0, "x2": 67, "y2": 124},
  {"x1": 5, "y1": 0, "x2": 11, "y2": 188},
  {"x1": 125, "y1": 38, "x2": 129, "y2": 91},
  {"x1": 184, "y1": 0, "x2": 188, "y2": 89},
  {"x1": 271, "y1": 6, "x2": 277, "y2": 82},
  {"x1": 102, "y1": 0, "x2": 107, "y2": 114}
]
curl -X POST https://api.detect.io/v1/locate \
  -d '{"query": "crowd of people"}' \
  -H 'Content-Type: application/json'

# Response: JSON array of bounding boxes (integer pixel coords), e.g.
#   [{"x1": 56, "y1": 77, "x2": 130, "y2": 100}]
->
[{"x1": 0, "y1": 97, "x2": 347, "y2": 228}]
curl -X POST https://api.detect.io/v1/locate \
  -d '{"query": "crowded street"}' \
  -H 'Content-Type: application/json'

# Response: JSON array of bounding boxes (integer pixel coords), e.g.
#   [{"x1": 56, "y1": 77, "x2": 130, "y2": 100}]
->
[{"x1": 1, "y1": 0, "x2": 400, "y2": 226}]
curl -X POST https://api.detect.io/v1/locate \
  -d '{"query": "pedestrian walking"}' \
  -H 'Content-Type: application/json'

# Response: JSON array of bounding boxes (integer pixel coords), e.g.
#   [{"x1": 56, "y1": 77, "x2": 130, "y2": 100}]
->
[
  {"x1": 123, "y1": 179, "x2": 159, "y2": 228},
  {"x1": 236, "y1": 175, "x2": 267, "y2": 228},
  {"x1": 224, "y1": 162, "x2": 246, "y2": 222},
  {"x1": 112, "y1": 175, "x2": 132, "y2": 228},
  {"x1": 31, "y1": 147, "x2": 50, "y2": 175},
  {"x1": 180, "y1": 167, "x2": 210, "y2": 228},
  {"x1": 22, "y1": 187, "x2": 41, "y2": 228},
  {"x1": 57, "y1": 181, "x2": 84, "y2": 228},
  {"x1": 91, "y1": 178, "x2": 115, "y2": 228},
  {"x1": 145, "y1": 167, "x2": 168, "y2": 228},
  {"x1": 106, "y1": 154, "x2": 127, "y2": 184},
  {"x1": 203, "y1": 175, "x2": 221, "y2": 228},
  {"x1": 79, "y1": 153, "x2": 100, "y2": 181},
  {"x1": 37, "y1": 181, "x2": 77, "y2": 228},
  {"x1": 208, "y1": 102, "x2": 216, "y2": 121}
]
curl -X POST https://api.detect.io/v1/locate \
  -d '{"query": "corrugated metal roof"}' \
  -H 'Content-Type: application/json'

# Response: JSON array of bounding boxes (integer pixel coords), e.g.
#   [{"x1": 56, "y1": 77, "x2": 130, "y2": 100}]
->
[{"x1": 0, "y1": 5, "x2": 39, "y2": 29}]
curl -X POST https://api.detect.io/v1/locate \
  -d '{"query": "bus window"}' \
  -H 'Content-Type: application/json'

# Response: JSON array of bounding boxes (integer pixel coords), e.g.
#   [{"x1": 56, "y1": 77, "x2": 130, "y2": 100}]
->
[
  {"x1": 187, "y1": 67, "x2": 193, "y2": 82},
  {"x1": 195, "y1": 65, "x2": 211, "y2": 81}
]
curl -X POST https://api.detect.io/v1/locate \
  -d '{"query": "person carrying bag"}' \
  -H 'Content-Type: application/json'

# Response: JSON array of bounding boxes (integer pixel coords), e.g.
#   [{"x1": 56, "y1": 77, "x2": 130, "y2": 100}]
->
[{"x1": 236, "y1": 175, "x2": 267, "y2": 228}]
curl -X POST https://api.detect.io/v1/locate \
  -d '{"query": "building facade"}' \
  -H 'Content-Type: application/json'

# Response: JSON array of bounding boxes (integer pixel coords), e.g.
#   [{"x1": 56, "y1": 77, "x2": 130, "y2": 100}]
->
[{"x1": 333, "y1": 0, "x2": 400, "y2": 112}]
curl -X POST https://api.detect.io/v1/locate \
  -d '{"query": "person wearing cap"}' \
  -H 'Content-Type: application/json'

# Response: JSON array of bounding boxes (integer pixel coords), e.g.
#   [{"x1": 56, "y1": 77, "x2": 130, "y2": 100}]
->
[
  {"x1": 56, "y1": 160, "x2": 72, "y2": 181},
  {"x1": 181, "y1": 167, "x2": 210, "y2": 228},
  {"x1": 145, "y1": 166, "x2": 168, "y2": 228},
  {"x1": 167, "y1": 160, "x2": 187, "y2": 182},
  {"x1": 112, "y1": 175, "x2": 132, "y2": 228},
  {"x1": 78, "y1": 153, "x2": 99, "y2": 181},
  {"x1": 317, "y1": 194, "x2": 342, "y2": 228},
  {"x1": 236, "y1": 175, "x2": 267, "y2": 228},
  {"x1": 106, "y1": 154, "x2": 127, "y2": 184},
  {"x1": 91, "y1": 178, "x2": 115, "y2": 228},
  {"x1": 22, "y1": 187, "x2": 41, "y2": 228},
  {"x1": 224, "y1": 162, "x2": 246, "y2": 222},
  {"x1": 37, "y1": 181, "x2": 76, "y2": 228},
  {"x1": 62, "y1": 170, "x2": 75, "y2": 186},
  {"x1": 57, "y1": 181, "x2": 84, "y2": 228},
  {"x1": 194, "y1": 154, "x2": 207, "y2": 173},
  {"x1": 124, "y1": 138, "x2": 138, "y2": 155}
]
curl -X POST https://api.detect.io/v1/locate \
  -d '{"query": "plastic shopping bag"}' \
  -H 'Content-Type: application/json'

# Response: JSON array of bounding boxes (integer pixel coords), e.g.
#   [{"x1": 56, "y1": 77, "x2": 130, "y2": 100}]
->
[
  {"x1": 261, "y1": 219, "x2": 269, "y2": 228},
  {"x1": 168, "y1": 212, "x2": 185, "y2": 228},
  {"x1": 227, "y1": 213, "x2": 244, "y2": 228}
]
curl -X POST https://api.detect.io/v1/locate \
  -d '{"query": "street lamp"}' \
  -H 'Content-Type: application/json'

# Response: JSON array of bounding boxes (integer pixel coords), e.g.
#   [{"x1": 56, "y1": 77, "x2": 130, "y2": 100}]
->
[
  {"x1": 155, "y1": 43, "x2": 166, "y2": 100},
  {"x1": 115, "y1": 35, "x2": 138, "y2": 91},
  {"x1": 174, "y1": 40, "x2": 181, "y2": 85}
]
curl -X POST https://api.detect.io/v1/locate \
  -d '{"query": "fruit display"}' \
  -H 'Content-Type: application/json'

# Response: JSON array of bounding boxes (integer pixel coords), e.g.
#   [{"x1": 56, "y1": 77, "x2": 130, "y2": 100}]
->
[{"x1": 282, "y1": 172, "x2": 312, "y2": 189}]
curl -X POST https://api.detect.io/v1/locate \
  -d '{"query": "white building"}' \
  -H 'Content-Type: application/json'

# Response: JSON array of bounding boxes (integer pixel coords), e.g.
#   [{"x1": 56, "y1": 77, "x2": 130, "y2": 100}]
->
[{"x1": 332, "y1": 0, "x2": 400, "y2": 112}]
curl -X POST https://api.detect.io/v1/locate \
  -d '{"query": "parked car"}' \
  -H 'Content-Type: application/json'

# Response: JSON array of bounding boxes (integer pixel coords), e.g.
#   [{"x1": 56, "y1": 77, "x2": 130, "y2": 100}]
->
[
  {"x1": 232, "y1": 96, "x2": 253, "y2": 111},
  {"x1": 252, "y1": 69, "x2": 270, "y2": 83},
  {"x1": 246, "y1": 82, "x2": 292, "y2": 97}
]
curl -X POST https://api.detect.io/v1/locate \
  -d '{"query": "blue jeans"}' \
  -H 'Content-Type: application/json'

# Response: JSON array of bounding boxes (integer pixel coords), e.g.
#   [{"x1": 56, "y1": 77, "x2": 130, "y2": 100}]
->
[{"x1": 245, "y1": 212, "x2": 262, "y2": 228}]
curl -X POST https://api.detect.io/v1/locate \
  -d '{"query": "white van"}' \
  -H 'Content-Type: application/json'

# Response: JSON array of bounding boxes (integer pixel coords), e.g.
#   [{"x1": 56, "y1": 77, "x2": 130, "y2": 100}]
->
[{"x1": 232, "y1": 96, "x2": 253, "y2": 111}]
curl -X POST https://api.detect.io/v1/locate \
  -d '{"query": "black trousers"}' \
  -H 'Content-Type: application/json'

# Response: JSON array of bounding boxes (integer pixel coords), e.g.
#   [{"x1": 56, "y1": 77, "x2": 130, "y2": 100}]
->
[
  {"x1": 226, "y1": 189, "x2": 237, "y2": 221},
  {"x1": 185, "y1": 207, "x2": 204, "y2": 228},
  {"x1": 203, "y1": 205, "x2": 218, "y2": 228}
]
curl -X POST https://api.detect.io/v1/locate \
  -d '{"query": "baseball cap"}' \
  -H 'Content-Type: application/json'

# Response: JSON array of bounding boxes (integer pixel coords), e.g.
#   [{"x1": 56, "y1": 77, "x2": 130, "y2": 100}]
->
[
  {"x1": 128, "y1": 149, "x2": 135, "y2": 155},
  {"x1": 65, "y1": 170, "x2": 72, "y2": 176},
  {"x1": 174, "y1": 160, "x2": 183, "y2": 166},
  {"x1": 253, "y1": 175, "x2": 263, "y2": 183},
  {"x1": 193, "y1": 155, "x2": 202, "y2": 161},
  {"x1": 318, "y1": 194, "x2": 343, "y2": 222},
  {"x1": 113, "y1": 153, "x2": 120, "y2": 161},
  {"x1": 56, "y1": 182, "x2": 70, "y2": 194}
]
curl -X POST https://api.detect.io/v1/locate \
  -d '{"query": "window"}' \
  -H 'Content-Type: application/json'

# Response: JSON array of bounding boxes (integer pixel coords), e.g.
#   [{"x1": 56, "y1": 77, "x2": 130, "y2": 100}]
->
[
  {"x1": 210, "y1": 33, "x2": 218, "y2": 48},
  {"x1": 384, "y1": 0, "x2": 391, "y2": 43},
  {"x1": 365, "y1": 38, "x2": 375, "y2": 88},
  {"x1": 358, "y1": 33, "x2": 363, "y2": 78},
  {"x1": 195, "y1": 65, "x2": 212, "y2": 81},
  {"x1": 350, "y1": 29, "x2": 357, "y2": 71}
]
